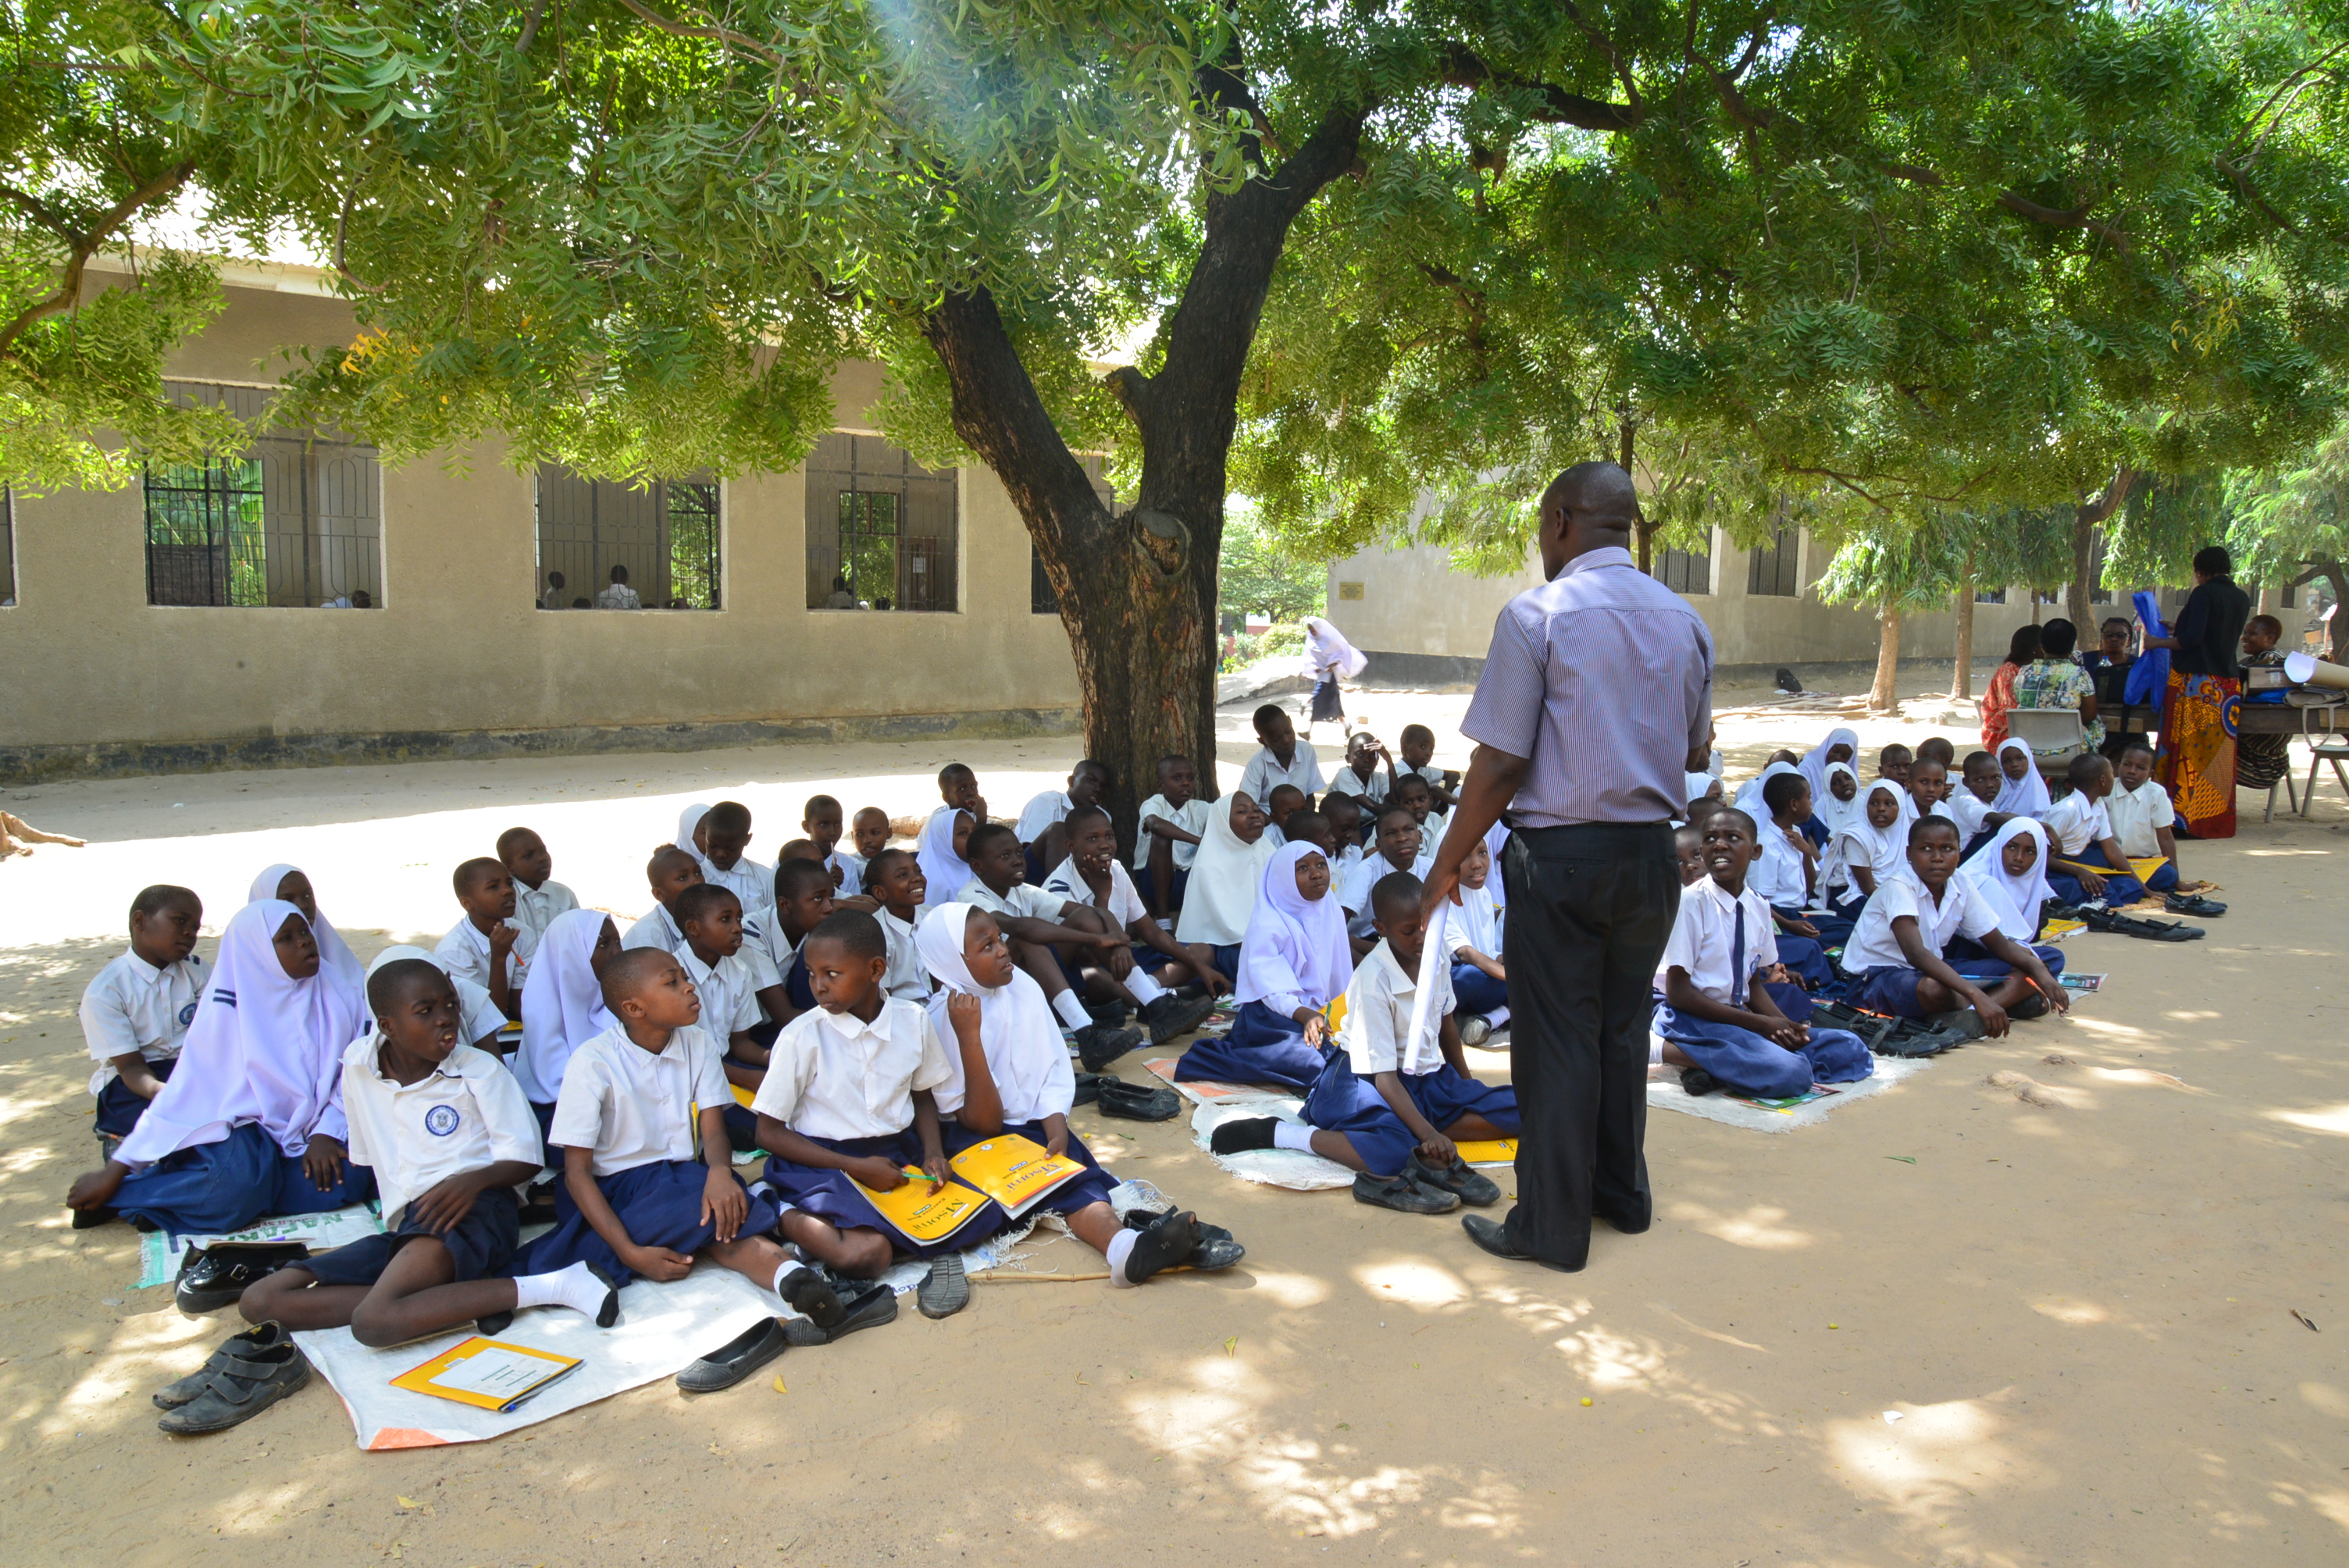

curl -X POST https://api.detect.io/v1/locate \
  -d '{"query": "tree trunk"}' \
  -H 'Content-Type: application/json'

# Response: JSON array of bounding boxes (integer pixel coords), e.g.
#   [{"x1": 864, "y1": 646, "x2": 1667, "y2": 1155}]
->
[
  {"x1": 2324, "y1": 561, "x2": 2349, "y2": 663},
  {"x1": 1870, "y1": 607, "x2": 1902, "y2": 711},
  {"x1": 1621, "y1": 418, "x2": 1653, "y2": 574},
  {"x1": 2069, "y1": 466, "x2": 2137, "y2": 632},
  {"x1": 1949, "y1": 558, "x2": 1976, "y2": 701},
  {"x1": 918, "y1": 103, "x2": 1368, "y2": 853}
]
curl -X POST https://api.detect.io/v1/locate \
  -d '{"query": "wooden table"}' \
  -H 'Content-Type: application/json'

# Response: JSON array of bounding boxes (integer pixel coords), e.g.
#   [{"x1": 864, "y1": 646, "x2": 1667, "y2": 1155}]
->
[{"x1": 2101, "y1": 697, "x2": 2349, "y2": 819}]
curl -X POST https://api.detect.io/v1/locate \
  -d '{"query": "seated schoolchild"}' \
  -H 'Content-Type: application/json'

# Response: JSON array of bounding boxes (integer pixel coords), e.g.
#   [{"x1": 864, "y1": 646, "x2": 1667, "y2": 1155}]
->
[
  {"x1": 2107, "y1": 742, "x2": 2184, "y2": 891},
  {"x1": 1836, "y1": 818, "x2": 2068, "y2": 1028},
  {"x1": 249, "y1": 862, "x2": 369, "y2": 1007},
  {"x1": 1216, "y1": 870, "x2": 1513, "y2": 1213},
  {"x1": 1340, "y1": 806, "x2": 1428, "y2": 960},
  {"x1": 844, "y1": 849, "x2": 929, "y2": 1007},
  {"x1": 229, "y1": 960, "x2": 611, "y2": 1396},
  {"x1": 1907, "y1": 756, "x2": 1954, "y2": 824},
  {"x1": 1135, "y1": 754, "x2": 1211, "y2": 918},
  {"x1": 497, "y1": 825, "x2": 580, "y2": 948},
  {"x1": 751, "y1": 910, "x2": 1008, "y2": 1318},
  {"x1": 957, "y1": 821, "x2": 1144, "y2": 1067},
  {"x1": 623, "y1": 846, "x2": 705, "y2": 956},
  {"x1": 1396, "y1": 724, "x2": 1458, "y2": 811},
  {"x1": 1915, "y1": 736, "x2": 1955, "y2": 773},
  {"x1": 1239, "y1": 703, "x2": 1328, "y2": 807},
  {"x1": 676, "y1": 800, "x2": 714, "y2": 861},
  {"x1": 1175, "y1": 843, "x2": 1349, "y2": 1093},
  {"x1": 515, "y1": 907, "x2": 624, "y2": 1152},
  {"x1": 365, "y1": 946, "x2": 508, "y2": 1055},
  {"x1": 1043, "y1": 805, "x2": 1225, "y2": 1038},
  {"x1": 1948, "y1": 751, "x2": 2012, "y2": 856},
  {"x1": 1991, "y1": 737, "x2": 2052, "y2": 818},
  {"x1": 1261, "y1": 783, "x2": 1306, "y2": 849},
  {"x1": 1948, "y1": 819, "x2": 2068, "y2": 981},
  {"x1": 1172, "y1": 792, "x2": 1277, "y2": 982},
  {"x1": 1793, "y1": 727, "x2": 1859, "y2": 836},
  {"x1": 840, "y1": 805, "x2": 892, "y2": 896},
  {"x1": 516, "y1": 948, "x2": 847, "y2": 1378},
  {"x1": 1826, "y1": 780, "x2": 1908, "y2": 917},
  {"x1": 1323, "y1": 731, "x2": 1395, "y2": 808},
  {"x1": 917, "y1": 763, "x2": 988, "y2": 914},
  {"x1": 697, "y1": 801, "x2": 775, "y2": 917},
  {"x1": 1390, "y1": 771, "x2": 1448, "y2": 846},
  {"x1": 800, "y1": 794, "x2": 853, "y2": 893},
  {"x1": 1015, "y1": 759, "x2": 1110, "y2": 886},
  {"x1": 1752, "y1": 774, "x2": 1841, "y2": 975},
  {"x1": 434, "y1": 858, "x2": 531, "y2": 1021},
  {"x1": 1652, "y1": 811, "x2": 1873, "y2": 1099},
  {"x1": 2043, "y1": 752, "x2": 2165, "y2": 906},
  {"x1": 1876, "y1": 743, "x2": 1914, "y2": 792},
  {"x1": 672, "y1": 884, "x2": 780, "y2": 1150},
  {"x1": 915, "y1": 904, "x2": 1242, "y2": 1285},
  {"x1": 1733, "y1": 754, "x2": 1800, "y2": 812},
  {"x1": 743, "y1": 857, "x2": 837, "y2": 1039},
  {"x1": 1809, "y1": 762, "x2": 1861, "y2": 890},
  {"x1": 1279, "y1": 807, "x2": 1338, "y2": 862},
  {"x1": 1320, "y1": 793, "x2": 1370, "y2": 868},
  {"x1": 81, "y1": 885, "x2": 205, "y2": 1151},
  {"x1": 1674, "y1": 822, "x2": 1709, "y2": 887},
  {"x1": 67, "y1": 900, "x2": 376, "y2": 1310},
  {"x1": 1445, "y1": 839, "x2": 1509, "y2": 1044}
]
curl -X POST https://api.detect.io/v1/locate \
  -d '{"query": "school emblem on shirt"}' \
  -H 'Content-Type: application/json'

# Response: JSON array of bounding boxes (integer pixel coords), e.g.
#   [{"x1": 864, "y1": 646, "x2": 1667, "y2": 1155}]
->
[
  {"x1": 424, "y1": 1104, "x2": 461, "y2": 1137},
  {"x1": 178, "y1": 1002, "x2": 198, "y2": 1026}
]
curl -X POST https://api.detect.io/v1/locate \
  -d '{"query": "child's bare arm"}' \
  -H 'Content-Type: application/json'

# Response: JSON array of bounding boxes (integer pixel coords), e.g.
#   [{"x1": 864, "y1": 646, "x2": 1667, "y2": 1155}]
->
[{"x1": 106, "y1": 1053, "x2": 167, "y2": 1100}]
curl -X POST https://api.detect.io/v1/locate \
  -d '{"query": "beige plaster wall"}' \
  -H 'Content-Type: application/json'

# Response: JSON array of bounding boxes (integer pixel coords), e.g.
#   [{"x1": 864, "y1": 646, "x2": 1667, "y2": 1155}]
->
[{"x1": 0, "y1": 273, "x2": 1080, "y2": 754}]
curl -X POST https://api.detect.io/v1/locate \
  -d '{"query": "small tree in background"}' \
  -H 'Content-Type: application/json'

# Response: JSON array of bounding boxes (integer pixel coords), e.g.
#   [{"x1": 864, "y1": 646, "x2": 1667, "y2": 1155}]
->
[
  {"x1": 1216, "y1": 504, "x2": 1326, "y2": 624},
  {"x1": 2230, "y1": 430, "x2": 2349, "y2": 661}
]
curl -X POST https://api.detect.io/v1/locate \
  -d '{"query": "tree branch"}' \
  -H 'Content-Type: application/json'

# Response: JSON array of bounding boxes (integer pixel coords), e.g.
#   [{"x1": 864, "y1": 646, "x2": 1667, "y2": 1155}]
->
[
  {"x1": 1559, "y1": 2, "x2": 1643, "y2": 124},
  {"x1": 1197, "y1": 38, "x2": 1278, "y2": 165},
  {"x1": 1437, "y1": 45, "x2": 1638, "y2": 131},
  {"x1": 1993, "y1": 190, "x2": 2130, "y2": 252},
  {"x1": 613, "y1": 0, "x2": 781, "y2": 65},
  {"x1": 516, "y1": 0, "x2": 551, "y2": 54},
  {"x1": 0, "y1": 160, "x2": 196, "y2": 358},
  {"x1": 2076, "y1": 465, "x2": 2137, "y2": 527},
  {"x1": 332, "y1": 184, "x2": 387, "y2": 294}
]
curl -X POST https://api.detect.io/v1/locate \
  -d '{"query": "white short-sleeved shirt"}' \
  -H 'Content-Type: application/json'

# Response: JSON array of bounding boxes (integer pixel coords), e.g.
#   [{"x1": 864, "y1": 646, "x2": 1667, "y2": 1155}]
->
[
  {"x1": 2041, "y1": 793, "x2": 2113, "y2": 857},
  {"x1": 956, "y1": 878, "x2": 1068, "y2": 923},
  {"x1": 827, "y1": 850, "x2": 866, "y2": 893},
  {"x1": 80, "y1": 949, "x2": 205, "y2": 1096},
  {"x1": 1339, "y1": 850, "x2": 1435, "y2": 937},
  {"x1": 1946, "y1": 789, "x2": 1991, "y2": 841},
  {"x1": 1840, "y1": 875, "x2": 2003, "y2": 975},
  {"x1": 596, "y1": 583, "x2": 642, "y2": 609},
  {"x1": 750, "y1": 999, "x2": 951, "y2": 1142},
  {"x1": 622, "y1": 903, "x2": 690, "y2": 958},
  {"x1": 1133, "y1": 794, "x2": 1211, "y2": 871},
  {"x1": 1014, "y1": 790, "x2": 1074, "y2": 844},
  {"x1": 547, "y1": 1023, "x2": 731, "y2": 1177},
  {"x1": 1449, "y1": 883, "x2": 1502, "y2": 959},
  {"x1": 878, "y1": 908, "x2": 932, "y2": 1003},
  {"x1": 1238, "y1": 745, "x2": 1328, "y2": 806},
  {"x1": 1656, "y1": 878, "x2": 1779, "y2": 1005},
  {"x1": 1335, "y1": 939, "x2": 1453, "y2": 1078},
  {"x1": 740, "y1": 911, "x2": 802, "y2": 992},
  {"x1": 1746, "y1": 824, "x2": 1811, "y2": 908},
  {"x1": 433, "y1": 918, "x2": 534, "y2": 999},
  {"x1": 511, "y1": 878, "x2": 580, "y2": 946},
  {"x1": 697, "y1": 855, "x2": 775, "y2": 918},
  {"x1": 2106, "y1": 781, "x2": 2174, "y2": 859},
  {"x1": 1323, "y1": 767, "x2": 1388, "y2": 806},
  {"x1": 340, "y1": 1037, "x2": 541, "y2": 1228},
  {"x1": 680, "y1": 947, "x2": 768, "y2": 1043},
  {"x1": 1042, "y1": 856, "x2": 1149, "y2": 928}
]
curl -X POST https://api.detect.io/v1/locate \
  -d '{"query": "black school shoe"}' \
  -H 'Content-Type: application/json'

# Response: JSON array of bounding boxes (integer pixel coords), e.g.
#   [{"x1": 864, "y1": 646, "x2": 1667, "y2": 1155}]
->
[
  {"x1": 2165, "y1": 893, "x2": 2226, "y2": 918},
  {"x1": 1072, "y1": 1072, "x2": 1110, "y2": 1106},
  {"x1": 155, "y1": 1340, "x2": 311, "y2": 1436},
  {"x1": 1353, "y1": 1171, "x2": 1458, "y2": 1215},
  {"x1": 1138, "y1": 992, "x2": 1217, "y2": 1045},
  {"x1": 1096, "y1": 1079, "x2": 1180, "y2": 1121},
  {"x1": 782, "y1": 1278, "x2": 897, "y2": 1346},
  {"x1": 917, "y1": 1254, "x2": 971, "y2": 1319},
  {"x1": 1679, "y1": 1067, "x2": 1721, "y2": 1096},
  {"x1": 1408, "y1": 1152, "x2": 1502, "y2": 1207},
  {"x1": 1122, "y1": 1204, "x2": 1242, "y2": 1270},
  {"x1": 779, "y1": 1263, "x2": 847, "y2": 1329},
  {"x1": 175, "y1": 1243, "x2": 310, "y2": 1315},
  {"x1": 676, "y1": 1318, "x2": 789, "y2": 1394},
  {"x1": 1122, "y1": 1208, "x2": 1203, "y2": 1284},
  {"x1": 155, "y1": 1323, "x2": 294, "y2": 1409},
  {"x1": 1085, "y1": 999, "x2": 1129, "y2": 1030},
  {"x1": 1075, "y1": 1023, "x2": 1146, "y2": 1073},
  {"x1": 2079, "y1": 906, "x2": 2204, "y2": 941}
]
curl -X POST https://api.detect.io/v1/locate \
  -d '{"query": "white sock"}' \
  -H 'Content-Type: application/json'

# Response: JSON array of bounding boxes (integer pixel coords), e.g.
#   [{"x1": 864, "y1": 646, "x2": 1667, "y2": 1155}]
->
[
  {"x1": 772, "y1": 1259, "x2": 809, "y2": 1296},
  {"x1": 1271, "y1": 1121, "x2": 1317, "y2": 1153},
  {"x1": 1485, "y1": 1005, "x2": 1510, "y2": 1028},
  {"x1": 1649, "y1": 1035, "x2": 1664, "y2": 1066},
  {"x1": 1128, "y1": 972, "x2": 1169, "y2": 1007},
  {"x1": 1105, "y1": 1228, "x2": 1141, "y2": 1288},
  {"x1": 1052, "y1": 990, "x2": 1092, "y2": 1030},
  {"x1": 512, "y1": 1260, "x2": 611, "y2": 1317}
]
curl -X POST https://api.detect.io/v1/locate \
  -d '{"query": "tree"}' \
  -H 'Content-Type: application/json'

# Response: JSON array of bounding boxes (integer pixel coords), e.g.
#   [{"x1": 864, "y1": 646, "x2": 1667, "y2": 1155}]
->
[
  {"x1": 1813, "y1": 522, "x2": 1969, "y2": 712},
  {"x1": 1216, "y1": 503, "x2": 1324, "y2": 623},
  {"x1": 2230, "y1": 428, "x2": 2349, "y2": 661},
  {"x1": 17, "y1": 2, "x2": 2349, "y2": 845}
]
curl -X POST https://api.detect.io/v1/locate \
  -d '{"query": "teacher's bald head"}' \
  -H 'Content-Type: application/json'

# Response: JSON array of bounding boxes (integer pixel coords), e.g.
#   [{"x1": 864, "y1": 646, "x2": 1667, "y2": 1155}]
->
[{"x1": 1538, "y1": 461, "x2": 1641, "y2": 579}]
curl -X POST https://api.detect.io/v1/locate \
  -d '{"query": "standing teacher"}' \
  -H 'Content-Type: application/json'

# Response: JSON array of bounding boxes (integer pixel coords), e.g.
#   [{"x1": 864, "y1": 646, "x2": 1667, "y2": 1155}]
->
[{"x1": 1420, "y1": 462, "x2": 1713, "y2": 1272}]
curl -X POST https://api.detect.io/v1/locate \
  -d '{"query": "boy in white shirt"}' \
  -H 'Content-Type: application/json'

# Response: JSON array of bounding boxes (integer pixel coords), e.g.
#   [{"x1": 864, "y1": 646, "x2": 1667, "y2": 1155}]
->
[
  {"x1": 231, "y1": 960, "x2": 615, "y2": 1367},
  {"x1": 1014, "y1": 758, "x2": 1110, "y2": 886},
  {"x1": 671, "y1": 884, "x2": 782, "y2": 1150},
  {"x1": 1446, "y1": 839, "x2": 1508, "y2": 1040},
  {"x1": 2105, "y1": 743, "x2": 2185, "y2": 897},
  {"x1": 743, "y1": 857, "x2": 836, "y2": 1035},
  {"x1": 1838, "y1": 818, "x2": 2068, "y2": 1027},
  {"x1": 1652, "y1": 809, "x2": 1873, "y2": 1099},
  {"x1": 497, "y1": 826, "x2": 579, "y2": 947},
  {"x1": 1322, "y1": 730, "x2": 1394, "y2": 807},
  {"x1": 1320, "y1": 793, "x2": 1370, "y2": 865},
  {"x1": 433, "y1": 858, "x2": 532, "y2": 1021},
  {"x1": 1395, "y1": 724, "x2": 1458, "y2": 811},
  {"x1": 2041, "y1": 753, "x2": 2152, "y2": 907},
  {"x1": 518, "y1": 946, "x2": 846, "y2": 1369},
  {"x1": 696, "y1": 801, "x2": 775, "y2": 918},
  {"x1": 1340, "y1": 806, "x2": 1430, "y2": 955},
  {"x1": 1135, "y1": 754, "x2": 1211, "y2": 918},
  {"x1": 83, "y1": 886, "x2": 205, "y2": 1149},
  {"x1": 959, "y1": 821, "x2": 1144, "y2": 1069},
  {"x1": 838, "y1": 805, "x2": 891, "y2": 893},
  {"x1": 750, "y1": 910, "x2": 1007, "y2": 1317},
  {"x1": 1211, "y1": 871, "x2": 1515, "y2": 1213},
  {"x1": 1043, "y1": 804, "x2": 1224, "y2": 1039},
  {"x1": 861, "y1": 848, "x2": 938, "y2": 1006},
  {"x1": 622, "y1": 846, "x2": 704, "y2": 957},
  {"x1": 1237, "y1": 704, "x2": 1327, "y2": 805}
]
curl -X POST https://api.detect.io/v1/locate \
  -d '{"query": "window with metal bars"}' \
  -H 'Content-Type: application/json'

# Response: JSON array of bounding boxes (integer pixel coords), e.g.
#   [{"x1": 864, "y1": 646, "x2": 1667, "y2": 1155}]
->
[
  {"x1": 1976, "y1": 585, "x2": 2008, "y2": 604},
  {"x1": 533, "y1": 470, "x2": 721, "y2": 609},
  {"x1": 1745, "y1": 526, "x2": 1799, "y2": 597},
  {"x1": 143, "y1": 382, "x2": 383, "y2": 608},
  {"x1": 804, "y1": 432, "x2": 958, "y2": 611},
  {"x1": 1652, "y1": 542, "x2": 1711, "y2": 596}
]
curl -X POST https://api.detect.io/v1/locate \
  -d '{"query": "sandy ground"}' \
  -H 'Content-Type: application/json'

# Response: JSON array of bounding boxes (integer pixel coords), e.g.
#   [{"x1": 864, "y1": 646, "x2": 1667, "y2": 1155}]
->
[{"x1": 4, "y1": 668, "x2": 2347, "y2": 1567}]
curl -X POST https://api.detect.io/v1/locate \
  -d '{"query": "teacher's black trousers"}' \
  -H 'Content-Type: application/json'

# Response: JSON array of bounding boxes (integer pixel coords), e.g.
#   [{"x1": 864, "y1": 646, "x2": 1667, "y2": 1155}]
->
[{"x1": 1500, "y1": 821, "x2": 1681, "y2": 1270}]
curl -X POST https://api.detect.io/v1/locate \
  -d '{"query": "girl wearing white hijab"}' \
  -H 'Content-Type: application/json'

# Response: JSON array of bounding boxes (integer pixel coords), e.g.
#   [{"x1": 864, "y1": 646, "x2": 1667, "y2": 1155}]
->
[
  {"x1": 1827, "y1": 780, "x2": 1912, "y2": 914},
  {"x1": 516, "y1": 907, "x2": 621, "y2": 1124},
  {"x1": 1796, "y1": 727, "x2": 1861, "y2": 815},
  {"x1": 248, "y1": 863, "x2": 366, "y2": 1008},
  {"x1": 70, "y1": 900, "x2": 373, "y2": 1236},
  {"x1": 1813, "y1": 761, "x2": 1865, "y2": 902},
  {"x1": 1952, "y1": 818, "x2": 2067, "y2": 978},
  {"x1": 675, "y1": 801, "x2": 712, "y2": 857},
  {"x1": 364, "y1": 945, "x2": 507, "y2": 1055},
  {"x1": 1301, "y1": 615, "x2": 1367, "y2": 732},
  {"x1": 914, "y1": 804, "x2": 975, "y2": 914},
  {"x1": 1733, "y1": 761, "x2": 1802, "y2": 813},
  {"x1": 1991, "y1": 738, "x2": 2054, "y2": 818},
  {"x1": 1172, "y1": 790, "x2": 1277, "y2": 973},
  {"x1": 1176, "y1": 843, "x2": 1348, "y2": 1092}
]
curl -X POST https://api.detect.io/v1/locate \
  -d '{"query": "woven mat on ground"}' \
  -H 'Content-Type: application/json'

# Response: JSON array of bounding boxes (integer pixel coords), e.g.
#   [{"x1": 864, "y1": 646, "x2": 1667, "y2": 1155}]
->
[{"x1": 1647, "y1": 1053, "x2": 1930, "y2": 1133}]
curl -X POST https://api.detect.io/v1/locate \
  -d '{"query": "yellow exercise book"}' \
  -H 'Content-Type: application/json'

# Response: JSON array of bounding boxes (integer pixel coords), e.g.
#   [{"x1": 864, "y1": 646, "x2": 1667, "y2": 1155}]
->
[
  {"x1": 390, "y1": 1338, "x2": 582, "y2": 1414},
  {"x1": 1453, "y1": 1139, "x2": 1518, "y2": 1167},
  {"x1": 848, "y1": 1168, "x2": 997, "y2": 1247},
  {"x1": 947, "y1": 1134, "x2": 1087, "y2": 1217}
]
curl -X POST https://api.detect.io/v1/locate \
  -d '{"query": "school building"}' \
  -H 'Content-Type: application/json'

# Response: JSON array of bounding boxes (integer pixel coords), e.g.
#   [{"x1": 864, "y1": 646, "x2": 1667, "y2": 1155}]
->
[{"x1": 0, "y1": 258, "x2": 1099, "y2": 783}]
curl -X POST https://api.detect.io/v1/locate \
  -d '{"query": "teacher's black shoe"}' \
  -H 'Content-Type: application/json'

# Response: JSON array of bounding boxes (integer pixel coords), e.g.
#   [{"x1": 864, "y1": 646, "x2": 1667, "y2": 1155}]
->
[
  {"x1": 1460, "y1": 1213, "x2": 1583, "y2": 1271},
  {"x1": 675, "y1": 1317, "x2": 788, "y2": 1394}
]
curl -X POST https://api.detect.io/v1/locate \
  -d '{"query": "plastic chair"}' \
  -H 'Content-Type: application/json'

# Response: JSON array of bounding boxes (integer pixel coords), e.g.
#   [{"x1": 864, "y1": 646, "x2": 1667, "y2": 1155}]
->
[
  {"x1": 2303, "y1": 736, "x2": 2349, "y2": 818},
  {"x1": 2006, "y1": 708, "x2": 2087, "y2": 774}
]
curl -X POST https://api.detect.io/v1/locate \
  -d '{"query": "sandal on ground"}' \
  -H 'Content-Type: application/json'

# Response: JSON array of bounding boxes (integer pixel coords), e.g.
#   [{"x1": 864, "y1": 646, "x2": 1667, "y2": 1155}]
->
[{"x1": 154, "y1": 1323, "x2": 294, "y2": 1409}]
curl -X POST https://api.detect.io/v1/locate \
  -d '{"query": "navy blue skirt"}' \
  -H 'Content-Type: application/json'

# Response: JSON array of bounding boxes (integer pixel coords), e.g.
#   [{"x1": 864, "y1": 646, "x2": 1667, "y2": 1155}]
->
[
  {"x1": 1301, "y1": 1053, "x2": 1520, "y2": 1178},
  {"x1": 757, "y1": 1131, "x2": 1007, "y2": 1260},
  {"x1": 1654, "y1": 1002, "x2": 1873, "y2": 1098},
  {"x1": 515, "y1": 1159, "x2": 782, "y2": 1286},
  {"x1": 1173, "y1": 1000, "x2": 1329, "y2": 1091},
  {"x1": 940, "y1": 1119, "x2": 1117, "y2": 1216},
  {"x1": 113, "y1": 1121, "x2": 376, "y2": 1238}
]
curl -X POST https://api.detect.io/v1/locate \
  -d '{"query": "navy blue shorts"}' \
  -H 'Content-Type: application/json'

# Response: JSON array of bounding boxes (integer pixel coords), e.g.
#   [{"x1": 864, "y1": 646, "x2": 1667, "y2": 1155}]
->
[
  {"x1": 515, "y1": 1160, "x2": 783, "y2": 1285},
  {"x1": 94, "y1": 1057, "x2": 176, "y2": 1138},
  {"x1": 301, "y1": 1187, "x2": 522, "y2": 1287},
  {"x1": 1301, "y1": 1054, "x2": 1520, "y2": 1177}
]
